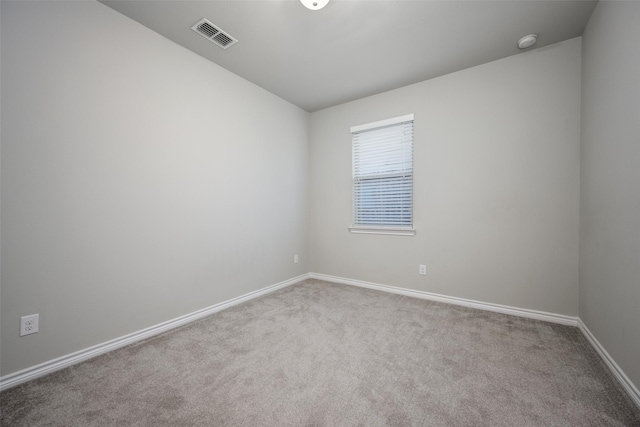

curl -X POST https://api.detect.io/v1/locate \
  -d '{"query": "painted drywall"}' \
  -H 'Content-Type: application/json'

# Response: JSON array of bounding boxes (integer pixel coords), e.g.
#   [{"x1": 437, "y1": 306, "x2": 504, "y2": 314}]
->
[
  {"x1": 1, "y1": 1, "x2": 309, "y2": 376},
  {"x1": 309, "y1": 38, "x2": 581, "y2": 316},
  {"x1": 580, "y1": 1, "x2": 640, "y2": 389}
]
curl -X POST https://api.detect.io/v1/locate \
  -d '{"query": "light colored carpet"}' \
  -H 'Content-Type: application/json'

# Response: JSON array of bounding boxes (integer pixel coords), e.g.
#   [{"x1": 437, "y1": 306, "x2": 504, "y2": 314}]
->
[{"x1": 1, "y1": 279, "x2": 639, "y2": 426}]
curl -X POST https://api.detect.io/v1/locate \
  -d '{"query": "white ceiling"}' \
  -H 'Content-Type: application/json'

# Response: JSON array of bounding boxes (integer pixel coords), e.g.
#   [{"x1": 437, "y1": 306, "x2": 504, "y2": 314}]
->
[{"x1": 100, "y1": 0, "x2": 597, "y2": 112}]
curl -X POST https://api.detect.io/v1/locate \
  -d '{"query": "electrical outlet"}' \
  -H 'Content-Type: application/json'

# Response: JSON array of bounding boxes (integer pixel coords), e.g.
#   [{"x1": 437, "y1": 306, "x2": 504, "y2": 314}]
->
[
  {"x1": 294, "y1": 254, "x2": 299, "y2": 264},
  {"x1": 419, "y1": 264, "x2": 426, "y2": 275},
  {"x1": 20, "y1": 314, "x2": 39, "y2": 336}
]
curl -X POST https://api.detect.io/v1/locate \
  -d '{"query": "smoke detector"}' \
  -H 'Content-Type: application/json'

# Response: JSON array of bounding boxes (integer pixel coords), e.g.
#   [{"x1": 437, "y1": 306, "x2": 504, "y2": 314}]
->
[{"x1": 518, "y1": 34, "x2": 538, "y2": 49}]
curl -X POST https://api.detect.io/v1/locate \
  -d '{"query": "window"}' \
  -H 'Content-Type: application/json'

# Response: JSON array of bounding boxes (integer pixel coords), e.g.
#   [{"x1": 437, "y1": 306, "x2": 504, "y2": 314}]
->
[{"x1": 350, "y1": 114, "x2": 415, "y2": 235}]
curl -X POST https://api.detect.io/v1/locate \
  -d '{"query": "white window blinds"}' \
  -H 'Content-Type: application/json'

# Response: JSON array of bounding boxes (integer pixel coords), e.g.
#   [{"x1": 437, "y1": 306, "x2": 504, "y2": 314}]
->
[{"x1": 351, "y1": 114, "x2": 414, "y2": 232}]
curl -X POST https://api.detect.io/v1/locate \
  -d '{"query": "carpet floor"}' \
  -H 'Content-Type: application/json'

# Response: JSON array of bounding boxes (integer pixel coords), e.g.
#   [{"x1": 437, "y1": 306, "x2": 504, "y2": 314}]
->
[{"x1": 1, "y1": 279, "x2": 639, "y2": 426}]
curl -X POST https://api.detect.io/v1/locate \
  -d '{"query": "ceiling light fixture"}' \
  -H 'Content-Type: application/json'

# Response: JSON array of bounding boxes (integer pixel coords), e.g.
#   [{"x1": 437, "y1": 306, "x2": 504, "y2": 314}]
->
[
  {"x1": 518, "y1": 34, "x2": 538, "y2": 49},
  {"x1": 300, "y1": 0, "x2": 329, "y2": 11}
]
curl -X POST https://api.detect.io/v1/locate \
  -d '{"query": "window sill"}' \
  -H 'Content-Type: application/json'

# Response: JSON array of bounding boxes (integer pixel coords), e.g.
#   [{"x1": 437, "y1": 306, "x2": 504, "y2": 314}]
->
[{"x1": 348, "y1": 226, "x2": 416, "y2": 236}]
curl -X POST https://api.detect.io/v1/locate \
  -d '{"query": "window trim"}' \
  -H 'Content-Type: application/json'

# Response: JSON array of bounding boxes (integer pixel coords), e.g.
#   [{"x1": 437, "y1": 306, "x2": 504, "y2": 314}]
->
[
  {"x1": 348, "y1": 226, "x2": 416, "y2": 236},
  {"x1": 350, "y1": 114, "x2": 415, "y2": 236},
  {"x1": 350, "y1": 114, "x2": 414, "y2": 134}
]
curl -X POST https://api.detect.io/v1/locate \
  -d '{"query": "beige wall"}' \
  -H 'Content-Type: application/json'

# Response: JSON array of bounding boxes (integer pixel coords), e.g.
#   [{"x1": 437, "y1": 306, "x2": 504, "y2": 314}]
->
[
  {"x1": 580, "y1": 0, "x2": 640, "y2": 389},
  {"x1": 1, "y1": 1, "x2": 309, "y2": 375},
  {"x1": 309, "y1": 38, "x2": 582, "y2": 316}
]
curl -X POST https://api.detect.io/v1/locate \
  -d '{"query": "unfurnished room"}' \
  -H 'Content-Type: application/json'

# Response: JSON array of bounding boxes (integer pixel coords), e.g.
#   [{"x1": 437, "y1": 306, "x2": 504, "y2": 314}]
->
[{"x1": 1, "y1": 0, "x2": 639, "y2": 425}]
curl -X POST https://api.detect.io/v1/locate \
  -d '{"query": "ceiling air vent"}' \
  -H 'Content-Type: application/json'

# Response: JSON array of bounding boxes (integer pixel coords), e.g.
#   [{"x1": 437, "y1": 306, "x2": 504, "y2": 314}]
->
[{"x1": 191, "y1": 18, "x2": 238, "y2": 49}]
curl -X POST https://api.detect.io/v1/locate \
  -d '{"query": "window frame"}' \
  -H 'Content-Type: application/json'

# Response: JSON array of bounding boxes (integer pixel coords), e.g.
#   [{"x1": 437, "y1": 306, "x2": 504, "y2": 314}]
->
[{"x1": 349, "y1": 114, "x2": 416, "y2": 236}]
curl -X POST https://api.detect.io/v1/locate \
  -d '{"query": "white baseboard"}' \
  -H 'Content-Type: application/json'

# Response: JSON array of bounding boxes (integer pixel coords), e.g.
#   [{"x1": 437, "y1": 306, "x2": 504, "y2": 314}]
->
[
  {"x1": 577, "y1": 319, "x2": 640, "y2": 409},
  {"x1": 309, "y1": 273, "x2": 578, "y2": 326},
  {"x1": 0, "y1": 273, "x2": 310, "y2": 392}
]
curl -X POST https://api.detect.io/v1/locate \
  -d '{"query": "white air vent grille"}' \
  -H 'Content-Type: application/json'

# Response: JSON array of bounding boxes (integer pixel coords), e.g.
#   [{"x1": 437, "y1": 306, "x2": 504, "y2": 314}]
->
[{"x1": 191, "y1": 18, "x2": 238, "y2": 49}]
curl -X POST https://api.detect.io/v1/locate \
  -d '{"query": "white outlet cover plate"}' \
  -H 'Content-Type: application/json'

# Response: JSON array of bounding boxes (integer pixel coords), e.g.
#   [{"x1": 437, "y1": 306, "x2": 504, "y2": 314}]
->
[{"x1": 20, "y1": 314, "x2": 39, "y2": 336}]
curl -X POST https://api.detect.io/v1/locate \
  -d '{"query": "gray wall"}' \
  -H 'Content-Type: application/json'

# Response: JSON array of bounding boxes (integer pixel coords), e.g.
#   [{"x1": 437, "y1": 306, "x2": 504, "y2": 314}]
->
[
  {"x1": 1, "y1": 1, "x2": 309, "y2": 375},
  {"x1": 580, "y1": 1, "x2": 640, "y2": 388},
  {"x1": 309, "y1": 38, "x2": 581, "y2": 316}
]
